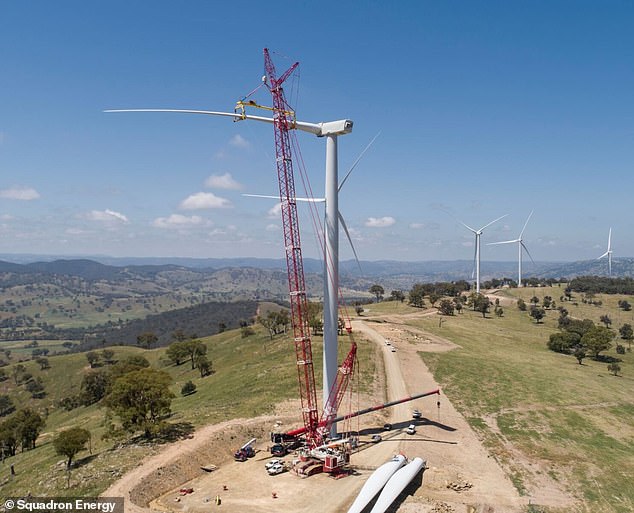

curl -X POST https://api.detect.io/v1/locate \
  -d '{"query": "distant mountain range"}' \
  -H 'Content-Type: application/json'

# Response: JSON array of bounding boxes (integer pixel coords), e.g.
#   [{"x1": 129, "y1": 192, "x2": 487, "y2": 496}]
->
[{"x1": 1, "y1": 255, "x2": 633, "y2": 292}]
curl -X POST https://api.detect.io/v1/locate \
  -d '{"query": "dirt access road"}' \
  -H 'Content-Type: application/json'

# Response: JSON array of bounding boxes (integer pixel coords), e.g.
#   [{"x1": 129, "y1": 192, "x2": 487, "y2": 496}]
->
[{"x1": 104, "y1": 319, "x2": 526, "y2": 513}]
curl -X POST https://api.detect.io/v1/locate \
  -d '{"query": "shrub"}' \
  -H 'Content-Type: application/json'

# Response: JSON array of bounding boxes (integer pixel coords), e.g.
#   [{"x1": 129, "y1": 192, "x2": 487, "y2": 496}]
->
[{"x1": 181, "y1": 380, "x2": 197, "y2": 396}]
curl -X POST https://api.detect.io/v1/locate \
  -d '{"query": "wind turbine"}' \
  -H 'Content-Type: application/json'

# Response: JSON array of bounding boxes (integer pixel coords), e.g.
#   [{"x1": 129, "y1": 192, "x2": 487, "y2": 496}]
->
[
  {"x1": 487, "y1": 211, "x2": 535, "y2": 287},
  {"x1": 597, "y1": 228, "x2": 613, "y2": 276},
  {"x1": 105, "y1": 62, "x2": 353, "y2": 423},
  {"x1": 455, "y1": 214, "x2": 508, "y2": 293}
]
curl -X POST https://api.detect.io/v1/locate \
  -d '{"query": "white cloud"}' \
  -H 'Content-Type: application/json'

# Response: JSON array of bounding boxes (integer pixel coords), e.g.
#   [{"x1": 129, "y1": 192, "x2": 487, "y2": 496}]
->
[
  {"x1": 153, "y1": 214, "x2": 207, "y2": 229},
  {"x1": 204, "y1": 172, "x2": 243, "y2": 190},
  {"x1": 267, "y1": 203, "x2": 282, "y2": 219},
  {"x1": 365, "y1": 216, "x2": 396, "y2": 228},
  {"x1": 86, "y1": 209, "x2": 129, "y2": 223},
  {"x1": 180, "y1": 192, "x2": 232, "y2": 210},
  {"x1": 0, "y1": 214, "x2": 13, "y2": 220},
  {"x1": 0, "y1": 186, "x2": 40, "y2": 200},
  {"x1": 229, "y1": 134, "x2": 250, "y2": 148},
  {"x1": 266, "y1": 224, "x2": 279, "y2": 231}
]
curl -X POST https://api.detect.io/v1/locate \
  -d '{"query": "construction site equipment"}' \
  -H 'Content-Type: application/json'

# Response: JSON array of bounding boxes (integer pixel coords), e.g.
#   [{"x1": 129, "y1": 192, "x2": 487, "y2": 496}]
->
[{"x1": 233, "y1": 438, "x2": 257, "y2": 462}]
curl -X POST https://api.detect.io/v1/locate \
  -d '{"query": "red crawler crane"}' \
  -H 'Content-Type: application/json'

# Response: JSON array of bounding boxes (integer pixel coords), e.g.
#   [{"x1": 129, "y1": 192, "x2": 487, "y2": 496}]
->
[{"x1": 263, "y1": 49, "x2": 320, "y2": 448}]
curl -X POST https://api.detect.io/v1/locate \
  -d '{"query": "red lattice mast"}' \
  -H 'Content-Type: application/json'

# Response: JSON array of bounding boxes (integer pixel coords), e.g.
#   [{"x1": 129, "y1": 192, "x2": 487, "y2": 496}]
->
[{"x1": 263, "y1": 48, "x2": 320, "y2": 446}]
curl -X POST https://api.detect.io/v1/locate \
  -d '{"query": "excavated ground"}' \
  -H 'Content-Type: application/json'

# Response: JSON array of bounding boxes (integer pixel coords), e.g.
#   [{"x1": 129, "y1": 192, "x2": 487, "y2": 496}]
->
[{"x1": 103, "y1": 315, "x2": 573, "y2": 513}]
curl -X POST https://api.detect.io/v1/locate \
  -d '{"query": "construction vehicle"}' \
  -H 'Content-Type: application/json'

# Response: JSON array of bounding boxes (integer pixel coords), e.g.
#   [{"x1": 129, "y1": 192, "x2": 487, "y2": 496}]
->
[{"x1": 233, "y1": 438, "x2": 257, "y2": 462}]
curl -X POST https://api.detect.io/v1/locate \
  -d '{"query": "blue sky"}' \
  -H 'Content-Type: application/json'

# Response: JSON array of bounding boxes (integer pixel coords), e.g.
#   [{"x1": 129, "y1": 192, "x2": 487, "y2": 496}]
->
[{"x1": 1, "y1": 1, "x2": 632, "y2": 262}]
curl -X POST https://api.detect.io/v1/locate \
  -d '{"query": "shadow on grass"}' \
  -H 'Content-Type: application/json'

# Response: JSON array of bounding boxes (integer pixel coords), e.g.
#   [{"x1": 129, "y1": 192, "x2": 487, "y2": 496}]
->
[
  {"x1": 155, "y1": 421, "x2": 195, "y2": 443},
  {"x1": 593, "y1": 355, "x2": 622, "y2": 363}
]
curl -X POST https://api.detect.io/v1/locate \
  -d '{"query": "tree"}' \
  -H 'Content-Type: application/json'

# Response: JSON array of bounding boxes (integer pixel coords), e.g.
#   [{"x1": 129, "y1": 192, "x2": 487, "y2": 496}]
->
[
  {"x1": 581, "y1": 326, "x2": 614, "y2": 359},
  {"x1": 599, "y1": 315, "x2": 612, "y2": 328},
  {"x1": 408, "y1": 284, "x2": 426, "y2": 308},
  {"x1": 369, "y1": 284, "x2": 384, "y2": 303},
  {"x1": 80, "y1": 370, "x2": 112, "y2": 406},
  {"x1": 548, "y1": 332, "x2": 581, "y2": 353},
  {"x1": 183, "y1": 339, "x2": 207, "y2": 370},
  {"x1": 573, "y1": 345, "x2": 586, "y2": 365},
  {"x1": 530, "y1": 296, "x2": 540, "y2": 307},
  {"x1": 166, "y1": 341, "x2": 189, "y2": 366},
  {"x1": 469, "y1": 294, "x2": 490, "y2": 318},
  {"x1": 26, "y1": 377, "x2": 46, "y2": 398},
  {"x1": 241, "y1": 326, "x2": 255, "y2": 338},
  {"x1": 14, "y1": 408, "x2": 45, "y2": 450},
  {"x1": 529, "y1": 306, "x2": 546, "y2": 324},
  {"x1": 53, "y1": 427, "x2": 91, "y2": 469},
  {"x1": 86, "y1": 351, "x2": 100, "y2": 368},
  {"x1": 517, "y1": 298, "x2": 527, "y2": 311},
  {"x1": 438, "y1": 299, "x2": 454, "y2": 316},
  {"x1": 619, "y1": 323, "x2": 633, "y2": 341},
  {"x1": 427, "y1": 293, "x2": 440, "y2": 307},
  {"x1": 0, "y1": 416, "x2": 19, "y2": 456},
  {"x1": 542, "y1": 296, "x2": 552, "y2": 309},
  {"x1": 109, "y1": 355, "x2": 150, "y2": 380},
  {"x1": 0, "y1": 395, "x2": 14, "y2": 417},
  {"x1": 258, "y1": 312, "x2": 280, "y2": 340},
  {"x1": 454, "y1": 300, "x2": 463, "y2": 314},
  {"x1": 35, "y1": 357, "x2": 50, "y2": 370},
  {"x1": 105, "y1": 368, "x2": 174, "y2": 438},
  {"x1": 12, "y1": 364, "x2": 26, "y2": 385},
  {"x1": 101, "y1": 349, "x2": 115, "y2": 364},
  {"x1": 195, "y1": 355, "x2": 212, "y2": 378},
  {"x1": 136, "y1": 332, "x2": 158, "y2": 349},
  {"x1": 390, "y1": 290, "x2": 405, "y2": 303},
  {"x1": 618, "y1": 299, "x2": 631, "y2": 311},
  {"x1": 181, "y1": 380, "x2": 196, "y2": 396},
  {"x1": 607, "y1": 362, "x2": 621, "y2": 376},
  {"x1": 494, "y1": 306, "x2": 504, "y2": 317}
]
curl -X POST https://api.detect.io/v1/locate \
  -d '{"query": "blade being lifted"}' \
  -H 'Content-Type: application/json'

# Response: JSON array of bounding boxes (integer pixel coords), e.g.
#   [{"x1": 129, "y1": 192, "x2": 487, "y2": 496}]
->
[{"x1": 104, "y1": 108, "x2": 323, "y2": 135}]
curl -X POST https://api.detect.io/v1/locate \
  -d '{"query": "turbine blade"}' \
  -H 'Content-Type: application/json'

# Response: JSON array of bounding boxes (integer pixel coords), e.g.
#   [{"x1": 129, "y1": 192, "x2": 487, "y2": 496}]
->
[
  {"x1": 479, "y1": 213, "x2": 509, "y2": 232},
  {"x1": 242, "y1": 194, "x2": 325, "y2": 203},
  {"x1": 458, "y1": 219, "x2": 477, "y2": 233},
  {"x1": 597, "y1": 251, "x2": 609, "y2": 260},
  {"x1": 104, "y1": 109, "x2": 323, "y2": 135},
  {"x1": 519, "y1": 210, "x2": 534, "y2": 238},
  {"x1": 338, "y1": 212, "x2": 362, "y2": 272},
  {"x1": 521, "y1": 242, "x2": 536, "y2": 265},
  {"x1": 487, "y1": 239, "x2": 518, "y2": 245},
  {"x1": 607, "y1": 227, "x2": 612, "y2": 251},
  {"x1": 338, "y1": 131, "x2": 381, "y2": 192}
]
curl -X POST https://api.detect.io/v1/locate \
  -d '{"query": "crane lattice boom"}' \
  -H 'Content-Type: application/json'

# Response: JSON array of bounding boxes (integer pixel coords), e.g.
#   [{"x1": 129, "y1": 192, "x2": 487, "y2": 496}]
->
[{"x1": 263, "y1": 48, "x2": 320, "y2": 446}]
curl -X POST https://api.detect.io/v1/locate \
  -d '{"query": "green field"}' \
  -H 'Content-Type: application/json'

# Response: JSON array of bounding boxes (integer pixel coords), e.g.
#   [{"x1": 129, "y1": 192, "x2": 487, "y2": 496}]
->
[{"x1": 369, "y1": 287, "x2": 633, "y2": 513}]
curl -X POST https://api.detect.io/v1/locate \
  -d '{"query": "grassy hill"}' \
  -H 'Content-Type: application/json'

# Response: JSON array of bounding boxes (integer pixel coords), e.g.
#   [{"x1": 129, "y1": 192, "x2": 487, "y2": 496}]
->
[
  {"x1": 367, "y1": 286, "x2": 633, "y2": 513},
  {"x1": 0, "y1": 321, "x2": 377, "y2": 499}
]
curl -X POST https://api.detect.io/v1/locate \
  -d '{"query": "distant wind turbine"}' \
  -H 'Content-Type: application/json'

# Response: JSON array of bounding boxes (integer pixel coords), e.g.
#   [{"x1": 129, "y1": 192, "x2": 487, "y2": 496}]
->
[
  {"x1": 455, "y1": 214, "x2": 508, "y2": 293},
  {"x1": 597, "y1": 228, "x2": 613, "y2": 276},
  {"x1": 487, "y1": 211, "x2": 535, "y2": 287}
]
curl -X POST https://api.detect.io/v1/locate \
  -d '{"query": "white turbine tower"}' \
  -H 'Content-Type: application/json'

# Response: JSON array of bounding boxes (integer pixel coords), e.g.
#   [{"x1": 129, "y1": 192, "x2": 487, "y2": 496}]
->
[
  {"x1": 106, "y1": 101, "x2": 353, "y2": 425},
  {"x1": 597, "y1": 228, "x2": 613, "y2": 276},
  {"x1": 456, "y1": 214, "x2": 508, "y2": 293},
  {"x1": 487, "y1": 211, "x2": 535, "y2": 287}
]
